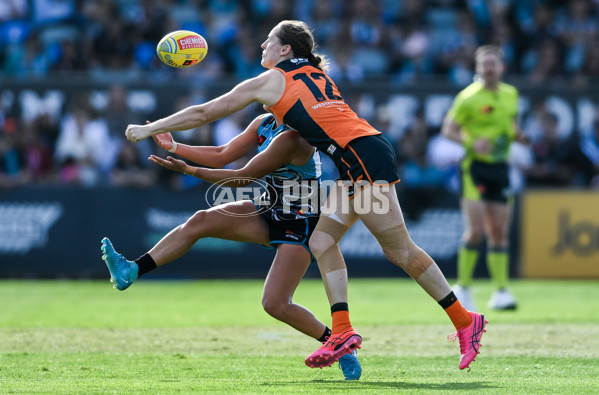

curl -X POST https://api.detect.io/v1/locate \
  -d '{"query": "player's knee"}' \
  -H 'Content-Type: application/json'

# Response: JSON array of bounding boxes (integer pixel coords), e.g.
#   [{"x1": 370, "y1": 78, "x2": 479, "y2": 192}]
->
[
  {"x1": 308, "y1": 231, "x2": 336, "y2": 260},
  {"x1": 463, "y1": 228, "x2": 484, "y2": 245},
  {"x1": 372, "y1": 223, "x2": 415, "y2": 268},
  {"x1": 382, "y1": 240, "x2": 433, "y2": 279},
  {"x1": 381, "y1": 246, "x2": 410, "y2": 268},
  {"x1": 488, "y1": 229, "x2": 507, "y2": 247},
  {"x1": 309, "y1": 217, "x2": 348, "y2": 260},
  {"x1": 487, "y1": 221, "x2": 506, "y2": 242},
  {"x1": 261, "y1": 295, "x2": 289, "y2": 319},
  {"x1": 183, "y1": 210, "x2": 208, "y2": 235}
]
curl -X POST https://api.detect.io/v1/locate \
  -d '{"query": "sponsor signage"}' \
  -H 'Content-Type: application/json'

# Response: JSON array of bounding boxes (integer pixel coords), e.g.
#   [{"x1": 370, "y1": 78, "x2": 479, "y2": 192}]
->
[
  {"x1": 0, "y1": 203, "x2": 63, "y2": 254},
  {"x1": 522, "y1": 191, "x2": 599, "y2": 278}
]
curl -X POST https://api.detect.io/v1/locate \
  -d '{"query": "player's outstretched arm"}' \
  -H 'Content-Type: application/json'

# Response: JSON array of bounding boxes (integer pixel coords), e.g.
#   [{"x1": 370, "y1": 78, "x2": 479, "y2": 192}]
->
[
  {"x1": 152, "y1": 114, "x2": 268, "y2": 168},
  {"x1": 149, "y1": 130, "x2": 308, "y2": 187},
  {"x1": 126, "y1": 70, "x2": 284, "y2": 142}
]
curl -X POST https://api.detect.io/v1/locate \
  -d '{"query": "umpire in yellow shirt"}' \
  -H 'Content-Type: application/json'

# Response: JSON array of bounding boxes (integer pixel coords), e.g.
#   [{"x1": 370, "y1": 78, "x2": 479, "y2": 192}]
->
[{"x1": 442, "y1": 45, "x2": 528, "y2": 311}]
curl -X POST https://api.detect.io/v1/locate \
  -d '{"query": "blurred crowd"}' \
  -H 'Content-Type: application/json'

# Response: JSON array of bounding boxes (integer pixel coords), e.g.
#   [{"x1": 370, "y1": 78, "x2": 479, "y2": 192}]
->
[
  {"x1": 1, "y1": 0, "x2": 599, "y2": 198},
  {"x1": 2, "y1": 83, "x2": 598, "y2": 196},
  {"x1": 3, "y1": 0, "x2": 599, "y2": 84}
]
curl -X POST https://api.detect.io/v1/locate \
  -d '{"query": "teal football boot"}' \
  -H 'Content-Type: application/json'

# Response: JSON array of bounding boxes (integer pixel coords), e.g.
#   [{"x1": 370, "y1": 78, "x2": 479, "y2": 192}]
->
[
  {"x1": 101, "y1": 237, "x2": 138, "y2": 290},
  {"x1": 338, "y1": 349, "x2": 362, "y2": 380}
]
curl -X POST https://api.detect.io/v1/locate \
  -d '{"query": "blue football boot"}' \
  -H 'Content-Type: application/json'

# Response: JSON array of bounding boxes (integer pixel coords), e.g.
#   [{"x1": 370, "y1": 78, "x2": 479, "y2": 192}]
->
[
  {"x1": 101, "y1": 237, "x2": 138, "y2": 290},
  {"x1": 338, "y1": 349, "x2": 362, "y2": 380}
]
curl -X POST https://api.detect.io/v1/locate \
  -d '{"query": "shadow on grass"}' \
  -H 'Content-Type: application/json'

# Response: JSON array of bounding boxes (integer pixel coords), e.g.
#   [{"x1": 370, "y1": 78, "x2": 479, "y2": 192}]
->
[{"x1": 261, "y1": 380, "x2": 498, "y2": 391}]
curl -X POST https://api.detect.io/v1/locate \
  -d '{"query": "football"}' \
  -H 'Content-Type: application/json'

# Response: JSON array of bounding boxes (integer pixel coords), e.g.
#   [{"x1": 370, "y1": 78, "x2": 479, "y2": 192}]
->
[{"x1": 156, "y1": 30, "x2": 208, "y2": 68}]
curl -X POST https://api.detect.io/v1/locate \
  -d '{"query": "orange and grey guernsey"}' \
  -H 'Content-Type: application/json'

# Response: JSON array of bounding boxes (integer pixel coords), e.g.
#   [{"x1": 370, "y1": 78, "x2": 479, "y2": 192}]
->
[{"x1": 270, "y1": 58, "x2": 380, "y2": 165}]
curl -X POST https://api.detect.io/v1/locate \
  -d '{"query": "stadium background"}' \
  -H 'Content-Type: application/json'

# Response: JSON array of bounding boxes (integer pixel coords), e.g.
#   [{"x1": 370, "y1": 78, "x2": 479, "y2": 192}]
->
[{"x1": 1, "y1": 0, "x2": 598, "y2": 279}]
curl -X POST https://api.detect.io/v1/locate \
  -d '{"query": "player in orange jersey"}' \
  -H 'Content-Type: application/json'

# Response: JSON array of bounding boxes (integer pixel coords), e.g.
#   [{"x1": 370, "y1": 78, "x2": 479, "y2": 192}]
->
[{"x1": 124, "y1": 20, "x2": 487, "y2": 371}]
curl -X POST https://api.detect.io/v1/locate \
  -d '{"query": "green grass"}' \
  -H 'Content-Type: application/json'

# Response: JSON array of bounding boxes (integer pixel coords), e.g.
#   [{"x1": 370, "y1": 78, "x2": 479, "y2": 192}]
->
[{"x1": 1, "y1": 279, "x2": 598, "y2": 393}]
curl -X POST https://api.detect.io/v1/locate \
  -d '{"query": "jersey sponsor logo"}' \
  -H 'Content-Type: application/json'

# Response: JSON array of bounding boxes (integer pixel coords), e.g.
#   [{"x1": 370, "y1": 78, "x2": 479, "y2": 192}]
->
[
  {"x1": 177, "y1": 35, "x2": 206, "y2": 50},
  {"x1": 311, "y1": 101, "x2": 345, "y2": 110},
  {"x1": 327, "y1": 144, "x2": 337, "y2": 155},
  {"x1": 284, "y1": 230, "x2": 301, "y2": 241},
  {"x1": 481, "y1": 105, "x2": 494, "y2": 114},
  {"x1": 290, "y1": 58, "x2": 309, "y2": 64}
]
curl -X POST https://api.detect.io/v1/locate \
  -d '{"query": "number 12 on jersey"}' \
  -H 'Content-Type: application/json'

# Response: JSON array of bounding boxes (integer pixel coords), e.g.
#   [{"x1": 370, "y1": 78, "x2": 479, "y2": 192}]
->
[{"x1": 293, "y1": 72, "x2": 343, "y2": 102}]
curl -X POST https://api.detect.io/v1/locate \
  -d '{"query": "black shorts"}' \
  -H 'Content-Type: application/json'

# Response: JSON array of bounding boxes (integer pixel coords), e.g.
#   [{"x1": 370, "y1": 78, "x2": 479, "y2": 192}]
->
[
  {"x1": 259, "y1": 209, "x2": 319, "y2": 253},
  {"x1": 338, "y1": 134, "x2": 401, "y2": 196},
  {"x1": 460, "y1": 159, "x2": 511, "y2": 203}
]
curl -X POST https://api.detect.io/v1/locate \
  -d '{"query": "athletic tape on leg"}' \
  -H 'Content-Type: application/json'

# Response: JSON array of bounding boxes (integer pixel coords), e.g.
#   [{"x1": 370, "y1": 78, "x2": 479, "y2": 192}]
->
[
  {"x1": 372, "y1": 223, "x2": 433, "y2": 279},
  {"x1": 309, "y1": 217, "x2": 351, "y2": 272},
  {"x1": 404, "y1": 251, "x2": 434, "y2": 279},
  {"x1": 314, "y1": 216, "x2": 350, "y2": 243}
]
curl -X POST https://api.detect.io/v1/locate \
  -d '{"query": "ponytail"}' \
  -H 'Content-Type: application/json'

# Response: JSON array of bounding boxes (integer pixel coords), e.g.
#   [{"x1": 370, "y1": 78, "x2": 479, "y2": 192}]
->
[
  {"x1": 275, "y1": 20, "x2": 330, "y2": 72},
  {"x1": 307, "y1": 52, "x2": 329, "y2": 71}
]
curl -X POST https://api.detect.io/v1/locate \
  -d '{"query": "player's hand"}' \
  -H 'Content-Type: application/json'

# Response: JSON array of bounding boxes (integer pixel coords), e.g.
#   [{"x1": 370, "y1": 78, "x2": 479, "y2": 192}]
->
[
  {"x1": 148, "y1": 155, "x2": 188, "y2": 174},
  {"x1": 125, "y1": 124, "x2": 152, "y2": 142},
  {"x1": 473, "y1": 138, "x2": 492, "y2": 154},
  {"x1": 152, "y1": 132, "x2": 177, "y2": 152}
]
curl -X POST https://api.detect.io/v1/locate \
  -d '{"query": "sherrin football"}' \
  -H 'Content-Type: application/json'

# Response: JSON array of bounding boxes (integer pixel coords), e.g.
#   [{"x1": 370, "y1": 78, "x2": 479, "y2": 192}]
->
[{"x1": 156, "y1": 30, "x2": 208, "y2": 68}]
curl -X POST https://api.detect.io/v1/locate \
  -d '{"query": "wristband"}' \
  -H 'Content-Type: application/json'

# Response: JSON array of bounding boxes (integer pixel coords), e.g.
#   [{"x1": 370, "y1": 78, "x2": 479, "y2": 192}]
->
[{"x1": 168, "y1": 139, "x2": 178, "y2": 153}]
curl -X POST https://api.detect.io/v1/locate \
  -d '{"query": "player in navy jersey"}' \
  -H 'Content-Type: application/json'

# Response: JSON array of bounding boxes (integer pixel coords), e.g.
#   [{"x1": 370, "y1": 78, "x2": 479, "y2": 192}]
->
[
  {"x1": 102, "y1": 112, "x2": 361, "y2": 379},
  {"x1": 123, "y1": 20, "x2": 487, "y2": 372}
]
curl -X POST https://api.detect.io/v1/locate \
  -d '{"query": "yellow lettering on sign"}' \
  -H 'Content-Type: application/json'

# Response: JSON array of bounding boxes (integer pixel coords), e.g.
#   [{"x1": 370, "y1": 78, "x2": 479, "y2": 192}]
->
[{"x1": 522, "y1": 191, "x2": 599, "y2": 278}]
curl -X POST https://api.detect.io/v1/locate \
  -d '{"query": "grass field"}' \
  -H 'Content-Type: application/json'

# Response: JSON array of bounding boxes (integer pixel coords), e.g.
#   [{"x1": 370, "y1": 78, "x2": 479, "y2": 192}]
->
[{"x1": 1, "y1": 278, "x2": 598, "y2": 393}]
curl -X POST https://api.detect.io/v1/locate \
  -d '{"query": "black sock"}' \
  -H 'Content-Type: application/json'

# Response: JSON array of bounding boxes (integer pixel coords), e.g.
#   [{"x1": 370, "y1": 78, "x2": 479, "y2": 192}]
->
[
  {"x1": 135, "y1": 253, "x2": 157, "y2": 277},
  {"x1": 437, "y1": 291, "x2": 458, "y2": 309},
  {"x1": 331, "y1": 302, "x2": 349, "y2": 314},
  {"x1": 317, "y1": 327, "x2": 332, "y2": 343}
]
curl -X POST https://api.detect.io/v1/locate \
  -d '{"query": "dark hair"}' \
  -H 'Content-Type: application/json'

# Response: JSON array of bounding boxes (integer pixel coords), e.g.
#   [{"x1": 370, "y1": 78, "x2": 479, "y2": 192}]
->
[{"x1": 274, "y1": 20, "x2": 329, "y2": 71}]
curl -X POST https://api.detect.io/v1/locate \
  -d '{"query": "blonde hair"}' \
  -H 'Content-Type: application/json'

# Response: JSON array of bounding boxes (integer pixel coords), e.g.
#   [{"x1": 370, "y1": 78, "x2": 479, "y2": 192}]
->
[{"x1": 474, "y1": 45, "x2": 503, "y2": 62}]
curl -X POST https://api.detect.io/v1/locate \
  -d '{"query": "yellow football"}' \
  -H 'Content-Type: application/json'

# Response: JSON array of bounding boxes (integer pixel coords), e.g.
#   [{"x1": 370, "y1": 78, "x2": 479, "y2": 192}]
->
[{"x1": 156, "y1": 30, "x2": 208, "y2": 68}]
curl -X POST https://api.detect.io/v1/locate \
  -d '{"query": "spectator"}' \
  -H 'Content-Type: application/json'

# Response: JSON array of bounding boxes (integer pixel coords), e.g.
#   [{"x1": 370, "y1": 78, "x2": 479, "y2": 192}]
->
[
  {"x1": 520, "y1": 3, "x2": 559, "y2": 46},
  {"x1": 19, "y1": 120, "x2": 54, "y2": 181},
  {"x1": 111, "y1": 142, "x2": 156, "y2": 188},
  {"x1": 557, "y1": 0, "x2": 597, "y2": 74},
  {"x1": 54, "y1": 93, "x2": 112, "y2": 186},
  {"x1": 348, "y1": 0, "x2": 389, "y2": 76},
  {"x1": 310, "y1": 0, "x2": 342, "y2": 48},
  {"x1": 103, "y1": 84, "x2": 148, "y2": 168},
  {"x1": 526, "y1": 40, "x2": 563, "y2": 85},
  {"x1": 397, "y1": 112, "x2": 446, "y2": 219},
  {"x1": 0, "y1": 0, "x2": 597, "y2": 85},
  {"x1": 2, "y1": 32, "x2": 51, "y2": 77},
  {"x1": 521, "y1": 98, "x2": 553, "y2": 143},
  {"x1": 438, "y1": 12, "x2": 479, "y2": 80},
  {"x1": 525, "y1": 112, "x2": 593, "y2": 186},
  {"x1": 2, "y1": 0, "x2": 599, "y2": 193},
  {"x1": 0, "y1": 128, "x2": 28, "y2": 188}
]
